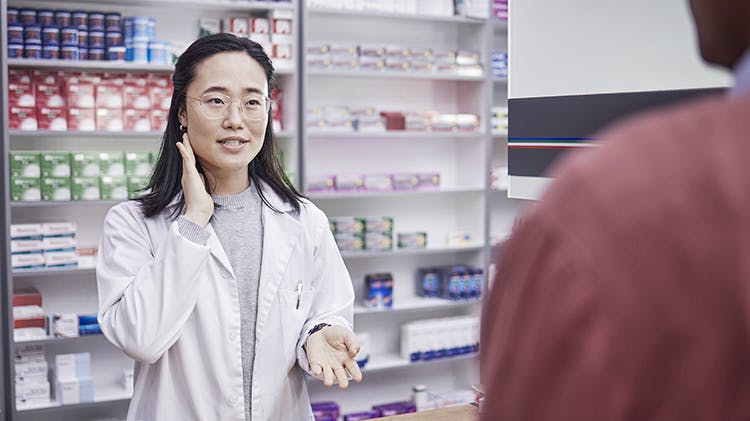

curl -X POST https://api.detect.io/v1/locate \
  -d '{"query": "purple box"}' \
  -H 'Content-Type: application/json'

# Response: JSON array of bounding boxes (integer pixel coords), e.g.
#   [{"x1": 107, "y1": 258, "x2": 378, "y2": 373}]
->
[
  {"x1": 335, "y1": 174, "x2": 365, "y2": 192},
  {"x1": 416, "y1": 173, "x2": 440, "y2": 190},
  {"x1": 362, "y1": 174, "x2": 393, "y2": 191},
  {"x1": 392, "y1": 173, "x2": 418, "y2": 190},
  {"x1": 312, "y1": 401, "x2": 340, "y2": 420},
  {"x1": 343, "y1": 410, "x2": 382, "y2": 421},
  {"x1": 307, "y1": 174, "x2": 336, "y2": 192},
  {"x1": 372, "y1": 401, "x2": 417, "y2": 416}
]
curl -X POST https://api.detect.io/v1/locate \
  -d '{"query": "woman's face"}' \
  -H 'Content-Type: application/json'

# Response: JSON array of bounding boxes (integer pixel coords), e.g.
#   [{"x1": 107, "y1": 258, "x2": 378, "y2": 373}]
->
[{"x1": 179, "y1": 51, "x2": 269, "y2": 182}]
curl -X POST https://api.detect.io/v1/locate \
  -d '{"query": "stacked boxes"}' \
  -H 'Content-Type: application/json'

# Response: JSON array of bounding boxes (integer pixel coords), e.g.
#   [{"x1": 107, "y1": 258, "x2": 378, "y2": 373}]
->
[
  {"x1": 306, "y1": 105, "x2": 479, "y2": 133},
  {"x1": 491, "y1": 106, "x2": 508, "y2": 134},
  {"x1": 11, "y1": 222, "x2": 78, "y2": 272},
  {"x1": 55, "y1": 352, "x2": 94, "y2": 405},
  {"x1": 13, "y1": 288, "x2": 47, "y2": 341},
  {"x1": 8, "y1": 69, "x2": 171, "y2": 132},
  {"x1": 15, "y1": 344, "x2": 51, "y2": 407},
  {"x1": 219, "y1": 8, "x2": 293, "y2": 67},
  {"x1": 307, "y1": 42, "x2": 482, "y2": 77},
  {"x1": 307, "y1": 173, "x2": 439, "y2": 194},
  {"x1": 401, "y1": 315, "x2": 480, "y2": 362},
  {"x1": 305, "y1": 0, "x2": 457, "y2": 18},
  {"x1": 10, "y1": 151, "x2": 155, "y2": 202},
  {"x1": 397, "y1": 232, "x2": 427, "y2": 249},
  {"x1": 492, "y1": 51, "x2": 508, "y2": 79},
  {"x1": 329, "y1": 216, "x2": 394, "y2": 252},
  {"x1": 417, "y1": 265, "x2": 484, "y2": 300}
]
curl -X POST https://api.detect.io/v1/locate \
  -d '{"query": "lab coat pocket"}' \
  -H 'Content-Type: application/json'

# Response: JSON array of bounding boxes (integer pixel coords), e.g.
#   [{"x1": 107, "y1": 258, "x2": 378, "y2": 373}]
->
[{"x1": 278, "y1": 285, "x2": 316, "y2": 365}]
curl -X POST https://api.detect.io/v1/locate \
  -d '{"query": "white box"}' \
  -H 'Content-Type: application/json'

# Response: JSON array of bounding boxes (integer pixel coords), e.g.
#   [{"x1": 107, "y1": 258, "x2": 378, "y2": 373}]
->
[
  {"x1": 11, "y1": 253, "x2": 45, "y2": 270},
  {"x1": 55, "y1": 353, "x2": 92, "y2": 380},
  {"x1": 10, "y1": 239, "x2": 44, "y2": 254},
  {"x1": 16, "y1": 343, "x2": 45, "y2": 358},
  {"x1": 42, "y1": 236, "x2": 77, "y2": 252},
  {"x1": 13, "y1": 305, "x2": 45, "y2": 320},
  {"x1": 16, "y1": 380, "x2": 50, "y2": 403},
  {"x1": 44, "y1": 251, "x2": 78, "y2": 268},
  {"x1": 10, "y1": 224, "x2": 43, "y2": 239},
  {"x1": 15, "y1": 358, "x2": 48, "y2": 379},
  {"x1": 14, "y1": 328, "x2": 47, "y2": 342},
  {"x1": 41, "y1": 222, "x2": 76, "y2": 237},
  {"x1": 52, "y1": 314, "x2": 79, "y2": 338},
  {"x1": 56, "y1": 377, "x2": 94, "y2": 404}
]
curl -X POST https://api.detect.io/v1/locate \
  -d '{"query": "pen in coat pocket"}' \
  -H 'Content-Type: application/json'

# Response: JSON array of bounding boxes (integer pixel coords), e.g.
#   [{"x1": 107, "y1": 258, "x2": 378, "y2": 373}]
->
[{"x1": 296, "y1": 280, "x2": 303, "y2": 310}]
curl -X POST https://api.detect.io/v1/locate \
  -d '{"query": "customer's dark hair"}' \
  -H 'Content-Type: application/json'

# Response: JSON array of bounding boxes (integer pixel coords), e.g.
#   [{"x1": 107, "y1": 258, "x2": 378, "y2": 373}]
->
[{"x1": 137, "y1": 33, "x2": 303, "y2": 218}]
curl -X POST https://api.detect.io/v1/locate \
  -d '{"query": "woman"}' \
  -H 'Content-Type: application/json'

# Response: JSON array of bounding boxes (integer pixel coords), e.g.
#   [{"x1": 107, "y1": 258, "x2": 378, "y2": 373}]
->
[{"x1": 96, "y1": 33, "x2": 362, "y2": 421}]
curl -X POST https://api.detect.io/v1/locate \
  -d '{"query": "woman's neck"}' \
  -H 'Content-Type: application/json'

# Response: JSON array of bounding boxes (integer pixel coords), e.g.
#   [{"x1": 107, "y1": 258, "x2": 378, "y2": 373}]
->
[{"x1": 205, "y1": 170, "x2": 251, "y2": 196}]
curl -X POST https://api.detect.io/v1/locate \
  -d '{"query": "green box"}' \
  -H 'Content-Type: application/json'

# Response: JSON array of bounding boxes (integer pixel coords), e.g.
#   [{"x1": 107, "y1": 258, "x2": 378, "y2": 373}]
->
[
  {"x1": 10, "y1": 152, "x2": 41, "y2": 178},
  {"x1": 99, "y1": 176, "x2": 128, "y2": 200},
  {"x1": 127, "y1": 176, "x2": 150, "y2": 199},
  {"x1": 10, "y1": 176, "x2": 41, "y2": 201},
  {"x1": 40, "y1": 152, "x2": 71, "y2": 178},
  {"x1": 71, "y1": 176, "x2": 101, "y2": 201},
  {"x1": 71, "y1": 152, "x2": 100, "y2": 177},
  {"x1": 125, "y1": 151, "x2": 153, "y2": 177},
  {"x1": 41, "y1": 176, "x2": 71, "y2": 201},
  {"x1": 99, "y1": 152, "x2": 125, "y2": 177}
]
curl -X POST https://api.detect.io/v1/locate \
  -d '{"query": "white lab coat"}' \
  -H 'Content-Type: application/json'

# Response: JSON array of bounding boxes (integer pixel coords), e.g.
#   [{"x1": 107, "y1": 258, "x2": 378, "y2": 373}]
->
[{"x1": 96, "y1": 183, "x2": 354, "y2": 421}]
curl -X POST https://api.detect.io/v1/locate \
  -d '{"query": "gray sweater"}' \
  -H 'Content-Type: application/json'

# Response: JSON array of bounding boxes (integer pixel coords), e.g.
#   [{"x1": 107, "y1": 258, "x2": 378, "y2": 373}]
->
[{"x1": 177, "y1": 185, "x2": 263, "y2": 421}]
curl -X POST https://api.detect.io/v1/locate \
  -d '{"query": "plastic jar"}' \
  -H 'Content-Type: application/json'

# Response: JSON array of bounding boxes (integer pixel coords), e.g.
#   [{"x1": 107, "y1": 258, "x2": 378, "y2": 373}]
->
[
  {"x1": 54, "y1": 11, "x2": 72, "y2": 27},
  {"x1": 107, "y1": 46, "x2": 126, "y2": 61},
  {"x1": 60, "y1": 27, "x2": 79, "y2": 46},
  {"x1": 61, "y1": 46, "x2": 79, "y2": 60},
  {"x1": 88, "y1": 12, "x2": 105, "y2": 31},
  {"x1": 43, "y1": 45, "x2": 60, "y2": 60},
  {"x1": 88, "y1": 30, "x2": 105, "y2": 49},
  {"x1": 42, "y1": 26, "x2": 60, "y2": 46},
  {"x1": 24, "y1": 44, "x2": 42, "y2": 59},
  {"x1": 72, "y1": 11, "x2": 88, "y2": 28},
  {"x1": 38, "y1": 10, "x2": 55, "y2": 26}
]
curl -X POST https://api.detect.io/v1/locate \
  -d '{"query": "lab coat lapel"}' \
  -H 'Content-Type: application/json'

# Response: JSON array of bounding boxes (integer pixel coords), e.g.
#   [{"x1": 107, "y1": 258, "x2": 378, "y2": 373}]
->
[
  {"x1": 255, "y1": 203, "x2": 301, "y2": 345},
  {"x1": 205, "y1": 223, "x2": 234, "y2": 276}
]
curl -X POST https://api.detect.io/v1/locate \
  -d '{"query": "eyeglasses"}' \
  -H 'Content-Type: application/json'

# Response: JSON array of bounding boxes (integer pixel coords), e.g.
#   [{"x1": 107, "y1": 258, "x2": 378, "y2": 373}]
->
[{"x1": 187, "y1": 92, "x2": 271, "y2": 121}]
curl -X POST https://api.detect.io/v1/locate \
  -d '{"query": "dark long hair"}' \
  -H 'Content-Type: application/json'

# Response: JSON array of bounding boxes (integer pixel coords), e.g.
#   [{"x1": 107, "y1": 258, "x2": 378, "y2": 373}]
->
[{"x1": 137, "y1": 33, "x2": 303, "y2": 218}]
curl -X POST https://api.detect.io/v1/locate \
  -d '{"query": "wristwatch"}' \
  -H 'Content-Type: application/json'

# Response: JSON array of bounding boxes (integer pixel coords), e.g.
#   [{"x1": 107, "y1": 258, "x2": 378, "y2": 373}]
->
[{"x1": 307, "y1": 323, "x2": 331, "y2": 336}]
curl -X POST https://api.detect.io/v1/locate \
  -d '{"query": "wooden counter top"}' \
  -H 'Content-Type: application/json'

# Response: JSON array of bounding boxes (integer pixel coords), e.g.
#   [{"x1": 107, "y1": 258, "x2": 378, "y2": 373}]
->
[{"x1": 374, "y1": 404, "x2": 479, "y2": 421}]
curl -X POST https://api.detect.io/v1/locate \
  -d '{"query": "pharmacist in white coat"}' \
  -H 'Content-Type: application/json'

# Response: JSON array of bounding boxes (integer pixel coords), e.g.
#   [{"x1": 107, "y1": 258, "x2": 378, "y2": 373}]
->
[{"x1": 96, "y1": 34, "x2": 362, "y2": 421}]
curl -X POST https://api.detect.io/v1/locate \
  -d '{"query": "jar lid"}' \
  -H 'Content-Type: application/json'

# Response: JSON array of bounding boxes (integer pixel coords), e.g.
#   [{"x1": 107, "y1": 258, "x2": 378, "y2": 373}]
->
[
  {"x1": 42, "y1": 25, "x2": 60, "y2": 31},
  {"x1": 108, "y1": 46, "x2": 126, "y2": 52},
  {"x1": 25, "y1": 44, "x2": 42, "y2": 50},
  {"x1": 24, "y1": 24, "x2": 42, "y2": 30},
  {"x1": 61, "y1": 46, "x2": 79, "y2": 51},
  {"x1": 61, "y1": 26, "x2": 79, "y2": 32}
]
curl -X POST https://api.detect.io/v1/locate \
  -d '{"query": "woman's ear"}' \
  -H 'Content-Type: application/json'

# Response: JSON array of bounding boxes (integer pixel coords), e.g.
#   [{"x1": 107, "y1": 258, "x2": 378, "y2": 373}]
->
[{"x1": 178, "y1": 106, "x2": 187, "y2": 129}]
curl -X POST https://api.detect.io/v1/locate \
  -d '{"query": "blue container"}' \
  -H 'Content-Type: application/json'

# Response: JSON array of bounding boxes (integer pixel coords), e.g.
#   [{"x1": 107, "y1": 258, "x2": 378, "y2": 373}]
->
[
  {"x1": 88, "y1": 12, "x2": 105, "y2": 30},
  {"x1": 88, "y1": 48, "x2": 105, "y2": 61},
  {"x1": 105, "y1": 13, "x2": 122, "y2": 31},
  {"x1": 20, "y1": 8, "x2": 37, "y2": 25},
  {"x1": 131, "y1": 41, "x2": 149, "y2": 63},
  {"x1": 54, "y1": 11, "x2": 72, "y2": 27},
  {"x1": 148, "y1": 41, "x2": 169, "y2": 64},
  {"x1": 106, "y1": 31, "x2": 122, "y2": 47},
  {"x1": 72, "y1": 11, "x2": 88, "y2": 28},
  {"x1": 8, "y1": 8, "x2": 20, "y2": 25},
  {"x1": 88, "y1": 30, "x2": 105, "y2": 49},
  {"x1": 60, "y1": 27, "x2": 79, "y2": 47},
  {"x1": 61, "y1": 46, "x2": 79, "y2": 60},
  {"x1": 78, "y1": 29, "x2": 88, "y2": 48},
  {"x1": 42, "y1": 26, "x2": 60, "y2": 46},
  {"x1": 8, "y1": 44, "x2": 24, "y2": 59},
  {"x1": 38, "y1": 10, "x2": 55, "y2": 26},
  {"x1": 130, "y1": 17, "x2": 151, "y2": 40},
  {"x1": 148, "y1": 18, "x2": 156, "y2": 40},
  {"x1": 24, "y1": 44, "x2": 42, "y2": 59},
  {"x1": 24, "y1": 24, "x2": 42, "y2": 45},
  {"x1": 8, "y1": 25, "x2": 24, "y2": 44},
  {"x1": 107, "y1": 46, "x2": 126, "y2": 61},
  {"x1": 79, "y1": 48, "x2": 88, "y2": 60},
  {"x1": 43, "y1": 45, "x2": 60, "y2": 60}
]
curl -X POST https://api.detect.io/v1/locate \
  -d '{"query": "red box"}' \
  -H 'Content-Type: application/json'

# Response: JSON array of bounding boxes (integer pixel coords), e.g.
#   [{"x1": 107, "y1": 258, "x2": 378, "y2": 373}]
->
[
  {"x1": 65, "y1": 83, "x2": 96, "y2": 109},
  {"x1": 251, "y1": 17, "x2": 270, "y2": 34},
  {"x1": 151, "y1": 109, "x2": 168, "y2": 132},
  {"x1": 103, "y1": 73, "x2": 127, "y2": 84},
  {"x1": 37, "y1": 107, "x2": 69, "y2": 131},
  {"x1": 149, "y1": 85, "x2": 172, "y2": 111},
  {"x1": 123, "y1": 84, "x2": 151, "y2": 110},
  {"x1": 36, "y1": 83, "x2": 66, "y2": 108},
  {"x1": 9, "y1": 107, "x2": 38, "y2": 130},
  {"x1": 125, "y1": 73, "x2": 150, "y2": 86},
  {"x1": 14, "y1": 317, "x2": 46, "y2": 329},
  {"x1": 147, "y1": 74, "x2": 171, "y2": 88},
  {"x1": 273, "y1": 43, "x2": 292, "y2": 60},
  {"x1": 96, "y1": 84, "x2": 124, "y2": 110},
  {"x1": 33, "y1": 70, "x2": 63, "y2": 86},
  {"x1": 380, "y1": 111, "x2": 406, "y2": 131},
  {"x1": 67, "y1": 108, "x2": 96, "y2": 131},
  {"x1": 13, "y1": 288, "x2": 41, "y2": 307},
  {"x1": 97, "y1": 108, "x2": 124, "y2": 131},
  {"x1": 9, "y1": 69, "x2": 33, "y2": 85},
  {"x1": 124, "y1": 108, "x2": 152, "y2": 132},
  {"x1": 224, "y1": 16, "x2": 249, "y2": 35},
  {"x1": 273, "y1": 18, "x2": 291, "y2": 35},
  {"x1": 8, "y1": 83, "x2": 35, "y2": 108},
  {"x1": 68, "y1": 72, "x2": 104, "y2": 84}
]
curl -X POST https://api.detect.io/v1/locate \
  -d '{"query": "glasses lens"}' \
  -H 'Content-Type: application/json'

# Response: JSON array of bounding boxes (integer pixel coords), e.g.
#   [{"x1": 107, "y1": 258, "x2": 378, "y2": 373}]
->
[{"x1": 198, "y1": 94, "x2": 269, "y2": 120}]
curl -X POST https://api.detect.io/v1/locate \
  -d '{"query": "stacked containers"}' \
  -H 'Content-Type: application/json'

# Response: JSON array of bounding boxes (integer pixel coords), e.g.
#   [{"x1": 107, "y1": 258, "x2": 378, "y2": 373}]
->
[{"x1": 124, "y1": 16, "x2": 167, "y2": 64}]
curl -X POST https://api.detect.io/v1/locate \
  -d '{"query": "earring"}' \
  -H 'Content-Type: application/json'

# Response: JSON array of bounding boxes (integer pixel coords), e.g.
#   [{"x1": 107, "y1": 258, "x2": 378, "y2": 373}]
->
[{"x1": 179, "y1": 124, "x2": 186, "y2": 133}]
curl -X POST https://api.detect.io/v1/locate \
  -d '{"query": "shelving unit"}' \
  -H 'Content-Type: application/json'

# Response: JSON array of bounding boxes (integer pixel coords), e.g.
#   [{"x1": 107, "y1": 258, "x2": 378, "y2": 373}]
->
[
  {"x1": 1, "y1": 0, "x2": 301, "y2": 419},
  {"x1": 1, "y1": 1, "x2": 520, "y2": 419}
]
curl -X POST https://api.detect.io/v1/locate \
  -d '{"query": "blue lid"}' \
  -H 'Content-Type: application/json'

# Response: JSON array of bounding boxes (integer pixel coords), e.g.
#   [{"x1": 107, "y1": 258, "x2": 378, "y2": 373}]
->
[
  {"x1": 88, "y1": 11, "x2": 105, "y2": 17},
  {"x1": 20, "y1": 8, "x2": 37, "y2": 14},
  {"x1": 106, "y1": 30, "x2": 122, "y2": 35},
  {"x1": 108, "y1": 46, "x2": 126, "y2": 52},
  {"x1": 61, "y1": 26, "x2": 79, "y2": 32},
  {"x1": 25, "y1": 44, "x2": 42, "y2": 50},
  {"x1": 8, "y1": 24, "x2": 24, "y2": 30},
  {"x1": 8, "y1": 7, "x2": 19, "y2": 12},
  {"x1": 24, "y1": 24, "x2": 42, "y2": 30},
  {"x1": 89, "y1": 48, "x2": 105, "y2": 52},
  {"x1": 78, "y1": 28, "x2": 88, "y2": 33},
  {"x1": 8, "y1": 43, "x2": 24, "y2": 48},
  {"x1": 72, "y1": 10, "x2": 88, "y2": 15},
  {"x1": 61, "y1": 45, "x2": 79, "y2": 51},
  {"x1": 43, "y1": 45, "x2": 59, "y2": 50},
  {"x1": 89, "y1": 30, "x2": 105, "y2": 35},
  {"x1": 42, "y1": 25, "x2": 60, "y2": 31}
]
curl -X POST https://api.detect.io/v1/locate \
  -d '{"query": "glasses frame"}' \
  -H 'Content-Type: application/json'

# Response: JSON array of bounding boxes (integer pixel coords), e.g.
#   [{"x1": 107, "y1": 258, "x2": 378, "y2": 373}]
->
[{"x1": 186, "y1": 92, "x2": 272, "y2": 121}]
